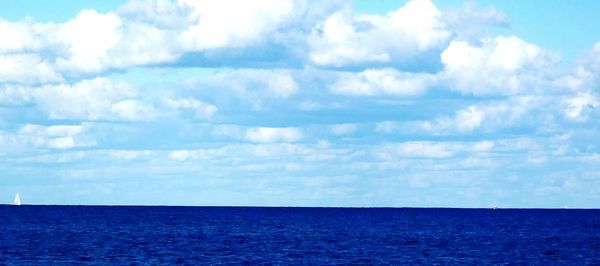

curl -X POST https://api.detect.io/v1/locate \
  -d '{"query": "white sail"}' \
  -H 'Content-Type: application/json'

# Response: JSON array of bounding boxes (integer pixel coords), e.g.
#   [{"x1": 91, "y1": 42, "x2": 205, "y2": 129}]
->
[{"x1": 13, "y1": 193, "x2": 21, "y2": 206}]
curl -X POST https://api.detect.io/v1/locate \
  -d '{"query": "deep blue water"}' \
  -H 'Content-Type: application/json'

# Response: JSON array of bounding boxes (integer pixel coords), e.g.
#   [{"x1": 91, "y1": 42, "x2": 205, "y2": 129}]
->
[{"x1": 1, "y1": 206, "x2": 599, "y2": 265}]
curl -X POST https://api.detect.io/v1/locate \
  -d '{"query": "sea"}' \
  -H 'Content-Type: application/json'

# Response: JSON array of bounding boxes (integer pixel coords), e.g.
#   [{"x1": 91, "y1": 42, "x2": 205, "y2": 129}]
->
[{"x1": 1, "y1": 206, "x2": 599, "y2": 265}]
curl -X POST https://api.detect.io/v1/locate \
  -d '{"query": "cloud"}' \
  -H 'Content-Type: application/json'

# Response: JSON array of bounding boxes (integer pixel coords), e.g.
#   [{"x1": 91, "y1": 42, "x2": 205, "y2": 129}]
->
[
  {"x1": 426, "y1": 105, "x2": 485, "y2": 133},
  {"x1": 443, "y1": 1, "x2": 510, "y2": 40},
  {"x1": 375, "y1": 121, "x2": 401, "y2": 133},
  {"x1": 34, "y1": 77, "x2": 154, "y2": 121},
  {"x1": 117, "y1": 0, "x2": 191, "y2": 28},
  {"x1": 111, "y1": 100, "x2": 156, "y2": 121},
  {"x1": 18, "y1": 124, "x2": 95, "y2": 149},
  {"x1": 245, "y1": 127, "x2": 302, "y2": 143},
  {"x1": 0, "y1": 10, "x2": 176, "y2": 80},
  {"x1": 377, "y1": 141, "x2": 454, "y2": 159},
  {"x1": 558, "y1": 41, "x2": 600, "y2": 91},
  {"x1": 309, "y1": 0, "x2": 449, "y2": 68},
  {"x1": 0, "y1": 54, "x2": 62, "y2": 84},
  {"x1": 0, "y1": 19, "x2": 43, "y2": 53},
  {"x1": 472, "y1": 140, "x2": 495, "y2": 152},
  {"x1": 441, "y1": 36, "x2": 556, "y2": 95},
  {"x1": 0, "y1": 86, "x2": 32, "y2": 105},
  {"x1": 109, "y1": 22, "x2": 181, "y2": 68},
  {"x1": 265, "y1": 73, "x2": 299, "y2": 98},
  {"x1": 331, "y1": 123, "x2": 357, "y2": 135},
  {"x1": 165, "y1": 97, "x2": 218, "y2": 118},
  {"x1": 182, "y1": 69, "x2": 300, "y2": 111},
  {"x1": 168, "y1": 148, "x2": 228, "y2": 161},
  {"x1": 55, "y1": 10, "x2": 123, "y2": 73},
  {"x1": 109, "y1": 150, "x2": 152, "y2": 161},
  {"x1": 445, "y1": 1, "x2": 510, "y2": 27},
  {"x1": 177, "y1": 0, "x2": 301, "y2": 50},
  {"x1": 422, "y1": 96, "x2": 542, "y2": 134},
  {"x1": 587, "y1": 41, "x2": 600, "y2": 71},
  {"x1": 200, "y1": 69, "x2": 299, "y2": 97},
  {"x1": 563, "y1": 92, "x2": 599, "y2": 121},
  {"x1": 330, "y1": 68, "x2": 435, "y2": 96}
]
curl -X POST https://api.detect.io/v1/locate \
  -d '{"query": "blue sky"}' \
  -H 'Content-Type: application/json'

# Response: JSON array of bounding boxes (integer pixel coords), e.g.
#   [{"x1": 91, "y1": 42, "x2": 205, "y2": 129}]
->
[{"x1": 1, "y1": 0, "x2": 599, "y2": 207}]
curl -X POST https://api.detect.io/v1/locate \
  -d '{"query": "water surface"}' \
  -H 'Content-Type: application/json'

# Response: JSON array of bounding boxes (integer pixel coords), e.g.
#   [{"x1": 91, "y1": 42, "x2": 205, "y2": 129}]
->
[{"x1": 1, "y1": 206, "x2": 599, "y2": 264}]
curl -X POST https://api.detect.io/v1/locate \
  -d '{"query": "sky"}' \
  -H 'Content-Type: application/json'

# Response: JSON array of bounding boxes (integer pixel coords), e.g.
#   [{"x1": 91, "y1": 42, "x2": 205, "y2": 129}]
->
[{"x1": 1, "y1": 0, "x2": 599, "y2": 207}]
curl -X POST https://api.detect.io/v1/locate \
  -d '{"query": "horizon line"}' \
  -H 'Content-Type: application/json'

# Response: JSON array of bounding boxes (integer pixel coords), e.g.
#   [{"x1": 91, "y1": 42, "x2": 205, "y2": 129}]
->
[{"x1": 0, "y1": 204, "x2": 597, "y2": 210}]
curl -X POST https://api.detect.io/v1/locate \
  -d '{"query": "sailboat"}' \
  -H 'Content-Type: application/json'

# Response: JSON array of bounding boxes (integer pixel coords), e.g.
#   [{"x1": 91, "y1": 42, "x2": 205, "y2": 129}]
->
[{"x1": 12, "y1": 193, "x2": 21, "y2": 206}]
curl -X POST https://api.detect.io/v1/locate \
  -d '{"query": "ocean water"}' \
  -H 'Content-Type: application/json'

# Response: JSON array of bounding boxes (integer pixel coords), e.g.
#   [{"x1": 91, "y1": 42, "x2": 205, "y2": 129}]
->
[{"x1": 1, "y1": 206, "x2": 599, "y2": 265}]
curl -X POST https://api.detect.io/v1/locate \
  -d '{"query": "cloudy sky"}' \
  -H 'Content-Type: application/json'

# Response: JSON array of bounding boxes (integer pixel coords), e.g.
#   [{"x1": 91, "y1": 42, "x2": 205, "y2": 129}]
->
[{"x1": 1, "y1": 0, "x2": 599, "y2": 207}]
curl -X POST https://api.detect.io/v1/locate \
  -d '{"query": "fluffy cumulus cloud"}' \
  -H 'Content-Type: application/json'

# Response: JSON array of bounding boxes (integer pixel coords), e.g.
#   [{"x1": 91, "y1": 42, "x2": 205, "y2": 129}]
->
[
  {"x1": 55, "y1": 10, "x2": 123, "y2": 73},
  {"x1": 0, "y1": 0, "x2": 304, "y2": 78},
  {"x1": 309, "y1": 0, "x2": 450, "y2": 68},
  {"x1": 0, "y1": 54, "x2": 62, "y2": 84},
  {"x1": 0, "y1": 19, "x2": 45, "y2": 53},
  {"x1": 441, "y1": 36, "x2": 556, "y2": 95},
  {"x1": 177, "y1": 0, "x2": 300, "y2": 50}
]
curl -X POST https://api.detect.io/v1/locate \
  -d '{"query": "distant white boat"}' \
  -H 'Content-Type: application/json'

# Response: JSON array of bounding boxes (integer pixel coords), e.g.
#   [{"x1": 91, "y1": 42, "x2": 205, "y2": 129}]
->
[{"x1": 12, "y1": 193, "x2": 21, "y2": 206}]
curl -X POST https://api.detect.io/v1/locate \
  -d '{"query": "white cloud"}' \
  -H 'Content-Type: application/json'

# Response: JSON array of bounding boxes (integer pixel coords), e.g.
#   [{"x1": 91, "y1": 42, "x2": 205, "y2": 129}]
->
[
  {"x1": 117, "y1": 0, "x2": 190, "y2": 28},
  {"x1": 244, "y1": 70, "x2": 299, "y2": 99},
  {"x1": 375, "y1": 121, "x2": 401, "y2": 133},
  {"x1": 168, "y1": 150, "x2": 191, "y2": 161},
  {"x1": 18, "y1": 124, "x2": 94, "y2": 149},
  {"x1": 0, "y1": 9, "x2": 180, "y2": 78},
  {"x1": 423, "y1": 96, "x2": 541, "y2": 134},
  {"x1": 331, "y1": 123, "x2": 357, "y2": 135},
  {"x1": 0, "y1": 54, "x2": 62, "y2": 84},
  {"x1": 109, "y1": 150, "x2": 151, "y2": 161},
  {"x1": 110, "y1": 22, "x2": 181, "y2": 67},
  {"x1": 205, "y1": 69, "x2": 299, "y2": 96},
  {"x1": 309, "y1": 0, "x2": 449, "y2": 67},
  {"x1": 55, "y1": 10, "x2": 123, "y2": 73},
  {"x1": 378, "y1": 141, "x2": 454, "y2": 159},
  {"x1": 563, "y1": 92, "x2": 599, "y2": 121},
  {"x1": 558, "y1": 41, "x2": 600, "y2": 91},
  {"x1": 245, "y1": 127, "x2": 302, "y2": 143},
  {"x1": 166, "y1": 97, "x2": 217, "y2": 118},
  {"x1": 472, "y1": 140, "x2": 495, "y2": 152},
  {"x1": 189, "y1": 69, "x2": 299, "y2": 110},
  {"x1": 0, "y1": 86, "x2": 33, "y2": 105},
  {"x1": 34, "y1": 78, "x2": 154, "y2": 121},
  {"x1": 448, "y1": 106, "x2": 484, "y2": 133},
  {"x1": 443, "y1": 2, "x2": 510, "y2": 41},
  {"x1": 168, "y1": 148, "x2": 228, "y2": 161},
  {"x1": 177, "y1": 0, "x2": 300, "y2": 50},
  {"x1": 441, "y1": 36, "x2": 555, "y2": 95},
  {"x1": 266, "y1": 73, "x2": 299, "y2": 98},
  {"x1": 111, "y1": 100, "x2": 156, "y2": 121},
  {"x1": 330, "y1": 68, "x2": 435, "y2": 96},
  {"x1": 0, "y1": 19, "x2": 42, "y2": 53},
  {"x1": 444, "y1": 2, "x2": 510, "y2": 27}
]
